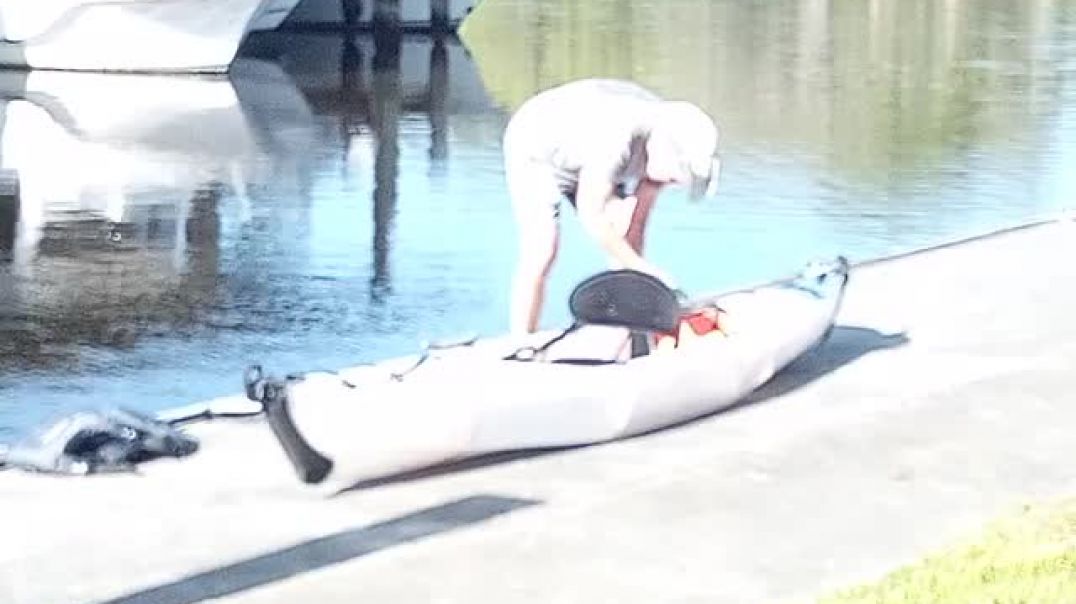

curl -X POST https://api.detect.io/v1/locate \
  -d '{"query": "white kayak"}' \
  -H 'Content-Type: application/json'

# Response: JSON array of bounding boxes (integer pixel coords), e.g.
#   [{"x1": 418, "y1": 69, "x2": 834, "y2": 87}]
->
[{"x1": 249, "y1": 257, "x2": 850, "y2": 493}]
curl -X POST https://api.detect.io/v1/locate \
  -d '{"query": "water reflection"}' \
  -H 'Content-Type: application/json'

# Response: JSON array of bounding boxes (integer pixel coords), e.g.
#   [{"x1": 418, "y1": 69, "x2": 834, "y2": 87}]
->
[
  {"x1": 461, "y1": 0, "x2": 1071, "y2": 173},
  {"x1": 460, "y1": 0, "x2": 1074, "y2": 264},
  {"x1": 0, "y1": 1, "x2": 1073, "y2": 437},
  {"x1": 0, "y1": 28, "x2": 505, "y2": 436},
  {"x1": 0, "y1": 176, "x2": 15, "y2": 263},
  {"x1": 371, "y1": 24, "x2": 402, "y2": 299},
  {"x1": 0, "y1": 62, "x2": 309, "y2": 365},
  {"x1": 0, "y1": 30, "x2": 475, "y2": 370}
]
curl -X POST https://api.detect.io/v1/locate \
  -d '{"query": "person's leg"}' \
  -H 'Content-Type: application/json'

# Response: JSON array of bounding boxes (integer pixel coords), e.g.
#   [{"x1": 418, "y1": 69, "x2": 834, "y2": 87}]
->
[{"x1": 506, "y1": 160, "x2": 562, "y2": 335}]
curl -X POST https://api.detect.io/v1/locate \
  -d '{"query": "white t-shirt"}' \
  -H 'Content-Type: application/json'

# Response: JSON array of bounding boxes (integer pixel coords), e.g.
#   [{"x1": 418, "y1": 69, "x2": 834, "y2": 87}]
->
[{"x1": 503, "y1": 79, "x2": 663, "y2": 200}]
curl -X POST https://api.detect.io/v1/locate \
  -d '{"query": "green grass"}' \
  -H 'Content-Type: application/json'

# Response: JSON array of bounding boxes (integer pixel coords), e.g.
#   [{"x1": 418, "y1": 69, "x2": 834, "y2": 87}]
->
[{"x1": 819, "y1": 499, "x2": 1076, "y2": 604}]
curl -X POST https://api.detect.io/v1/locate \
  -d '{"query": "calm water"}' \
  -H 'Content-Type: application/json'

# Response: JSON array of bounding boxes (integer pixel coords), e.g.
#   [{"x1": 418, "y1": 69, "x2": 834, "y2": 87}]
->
[{"x1": 1, "y1": 0, "x2": 1074, "y2": 438}]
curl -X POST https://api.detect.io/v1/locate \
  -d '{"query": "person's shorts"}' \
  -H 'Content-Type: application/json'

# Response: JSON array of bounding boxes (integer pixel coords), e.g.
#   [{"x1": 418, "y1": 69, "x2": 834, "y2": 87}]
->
[
  {"x1": 503, "y1": 119, "x2": 628, "y2": 228},
  {"x1": 504, "y1": 157, "x2": 574, "y2": 221}
]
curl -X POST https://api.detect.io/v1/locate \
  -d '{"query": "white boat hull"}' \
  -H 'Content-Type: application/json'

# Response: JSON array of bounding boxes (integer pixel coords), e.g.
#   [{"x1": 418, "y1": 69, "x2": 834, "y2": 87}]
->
[
  {"x1": 0, "y1": 60, "x2": 316, "y2": 272},
  {"x1": 275, "y1": 261, "x2": 849, "y2": 493},
  {"x1": 0, "y1": 0, "x2": 299, "y2": 73}
]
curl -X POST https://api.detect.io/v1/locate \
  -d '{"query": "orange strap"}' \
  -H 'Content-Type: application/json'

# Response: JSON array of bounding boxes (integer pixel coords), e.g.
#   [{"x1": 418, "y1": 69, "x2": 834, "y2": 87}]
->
[{"x1": 655, "y1": 306, "x2": 726, "y2": 347}]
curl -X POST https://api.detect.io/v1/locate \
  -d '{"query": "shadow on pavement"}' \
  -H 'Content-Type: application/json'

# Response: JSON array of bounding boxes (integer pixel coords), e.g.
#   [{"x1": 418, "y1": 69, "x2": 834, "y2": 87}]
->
[
  {"x1": 743, "y1": 325, "x2": 910, "y2": 405},
  {"x1": 102, "y1": 495, "x2": 539, "y2": 604}
]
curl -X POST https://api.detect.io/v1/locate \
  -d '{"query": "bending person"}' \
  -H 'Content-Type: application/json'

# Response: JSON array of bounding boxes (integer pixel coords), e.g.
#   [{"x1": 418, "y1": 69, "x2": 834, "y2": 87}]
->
[{"x1": 502, "y1": 78, "x2": 722, "y2": 334}]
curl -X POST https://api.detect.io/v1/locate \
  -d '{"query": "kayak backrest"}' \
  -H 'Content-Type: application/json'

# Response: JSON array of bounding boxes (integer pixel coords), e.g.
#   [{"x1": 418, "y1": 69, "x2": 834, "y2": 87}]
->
[
  {"x1": 503, "y1": 270, "x2": 682, "y2": 363},
  {"x1": 569, "y1": 269, "x2": 681, "y2": 333}
]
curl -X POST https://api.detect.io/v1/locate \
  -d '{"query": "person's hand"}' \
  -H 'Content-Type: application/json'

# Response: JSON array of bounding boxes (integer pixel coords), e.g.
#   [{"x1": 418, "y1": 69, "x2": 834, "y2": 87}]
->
[
  {"x1": 642, "y1": 266, "x2": 688, "y2": 302},
  {"x1": 632, "y1": 260, "x2": 678, "y2": 292},
  {"x1": 655, "y1": 269, "x2": 679, "y2": 292}
]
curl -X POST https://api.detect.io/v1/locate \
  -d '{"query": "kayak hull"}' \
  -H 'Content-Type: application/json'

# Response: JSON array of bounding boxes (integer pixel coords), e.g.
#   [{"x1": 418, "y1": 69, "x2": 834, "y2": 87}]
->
[{"x1": 280, "y1": 260, "x2": 849, "y2": 492}]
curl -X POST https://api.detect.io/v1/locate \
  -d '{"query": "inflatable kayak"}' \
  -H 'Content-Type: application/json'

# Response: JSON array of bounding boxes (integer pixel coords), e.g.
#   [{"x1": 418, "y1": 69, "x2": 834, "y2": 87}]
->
[
  {"x1": 237, "y1": 256, "x2": 850, "y2": 492},
  {"x1": 0, "y1": 257, "x2": 849, "y2": 494}
]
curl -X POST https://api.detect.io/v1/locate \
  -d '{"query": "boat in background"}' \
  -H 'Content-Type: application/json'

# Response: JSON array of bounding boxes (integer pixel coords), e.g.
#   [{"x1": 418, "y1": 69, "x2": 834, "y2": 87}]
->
[{"x1": 0, "y1": 0, "x2": 303, "y2": 73}]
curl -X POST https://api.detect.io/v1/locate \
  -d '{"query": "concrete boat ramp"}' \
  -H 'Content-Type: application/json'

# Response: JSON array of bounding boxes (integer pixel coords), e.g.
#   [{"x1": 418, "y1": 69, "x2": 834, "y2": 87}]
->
[{"x1": 3, "y1": 217, "x2": 1076, "y2": 604}]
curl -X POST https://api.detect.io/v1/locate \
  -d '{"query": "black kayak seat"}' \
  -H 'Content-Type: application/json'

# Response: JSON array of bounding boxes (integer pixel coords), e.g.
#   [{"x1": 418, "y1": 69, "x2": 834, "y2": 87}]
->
[{"x1": 507, "y1": 269, "x2": 682, "y2": 362}]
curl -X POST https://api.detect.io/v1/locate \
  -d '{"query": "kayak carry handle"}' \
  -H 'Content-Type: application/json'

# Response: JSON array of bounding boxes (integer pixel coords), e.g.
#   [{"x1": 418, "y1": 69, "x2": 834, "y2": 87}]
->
[{"x1": 245, "y1": 366, "x2": 333, "y2": 485}]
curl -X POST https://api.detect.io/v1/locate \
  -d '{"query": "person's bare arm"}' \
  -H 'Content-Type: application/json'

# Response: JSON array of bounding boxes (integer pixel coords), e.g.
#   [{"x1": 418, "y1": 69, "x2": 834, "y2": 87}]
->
[
  {"x1": 624, "y1": 177, "x2": 663, "y2": 254},
  {"x1": 575, "y1": 168, "x2": 673, "y2": 285}
]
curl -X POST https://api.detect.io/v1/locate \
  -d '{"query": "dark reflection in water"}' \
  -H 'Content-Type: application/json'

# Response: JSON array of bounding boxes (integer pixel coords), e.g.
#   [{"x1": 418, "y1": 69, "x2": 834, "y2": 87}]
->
[
  {"x1": 0, "y1": 26, "x2": 498, "y2": 437},
  {"x1": 0, "y1": 0, "x2": 1074, "y2": 437},
  {"x1": 371, "y1": 23, "x2": 402, "y2": 299},
  {"x1": 429, "y1": 37, "x2": 450, "y2": 164},
  {"x1": 0, "y1": 178, "x2": 15, "y2": 262}
]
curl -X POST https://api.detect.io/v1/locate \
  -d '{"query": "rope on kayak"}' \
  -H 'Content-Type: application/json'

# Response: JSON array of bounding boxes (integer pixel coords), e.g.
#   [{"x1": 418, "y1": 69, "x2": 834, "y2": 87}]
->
[
  {"x1": 504, "y1": 323, "x2": 583, "y2": 362},
  {"x1": 390, "y1": 333, "x2": 479, "y2": 381},
  {"x1": 164, "y1": 407, "x2": 265, "y2": 426},
  {"x1": 90, "y1": 336, "x2": 473, "y2": 431}
]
